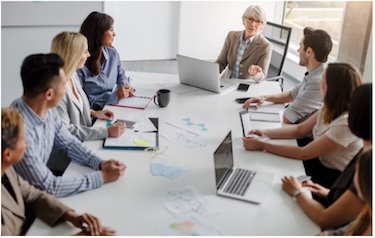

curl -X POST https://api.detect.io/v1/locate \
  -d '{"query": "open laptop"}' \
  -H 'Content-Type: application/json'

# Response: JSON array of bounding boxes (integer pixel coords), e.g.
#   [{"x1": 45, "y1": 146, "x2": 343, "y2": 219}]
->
[
  {"x1": 176, "y1": 54, "x2": 238, "y2": 94},
  {"x1": 213, "y1": 131, "x2": 274, "y2": 204}
]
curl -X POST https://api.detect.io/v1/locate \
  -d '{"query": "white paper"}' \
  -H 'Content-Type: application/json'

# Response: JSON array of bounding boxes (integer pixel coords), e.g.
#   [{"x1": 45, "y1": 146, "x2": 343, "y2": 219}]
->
[
  {"x1": 104, "y1": 131, "x2": 157, "y2": 147},
  {"x1": 114, "y1": 112, "x2": 157, "y2": 132},
  {"x1": 158, "y1": 82, "x2": 201, "y2": 94},
  {"x1": 112, "y1": 88, "x2": 156, "y2": 109},
  {"x1": 162, "y1": 186, "x2": 219, "y2": 217},
  {"x1": 161, "y1": 124, "x2": 207, "y2": 150},
  {"x1": 165, "y1": 115, "x2": 209, "y2": 136},
  {"x1": 250, "y1": 111, "x2": 281, "y2": 122}
]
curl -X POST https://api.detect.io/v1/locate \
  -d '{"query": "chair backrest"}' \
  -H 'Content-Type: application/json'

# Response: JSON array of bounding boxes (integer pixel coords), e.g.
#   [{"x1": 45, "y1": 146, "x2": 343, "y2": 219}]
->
[{"x1": 262, "y1": 22, "x2": 292, "y2": 78}]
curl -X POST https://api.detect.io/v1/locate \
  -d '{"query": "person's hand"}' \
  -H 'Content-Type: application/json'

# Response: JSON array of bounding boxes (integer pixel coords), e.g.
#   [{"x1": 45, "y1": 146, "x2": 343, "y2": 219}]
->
[
  {"x1": 63, "y1": 210, "x2": 103, "y2": 236},
  {"x1": 117, "y1": 85, "x2": 134, "y2": 99},
  {"x1": 92, "y1": 109, "x2": 114, "y2": 120},
  {"x1": 75, "y1": 226, "x2": 116, "y2": 236},
  {"x1": 302, "y1": 180, "x2": 329, "y2": 198},
  {"x1": 281, "y1": 176, "x2": 303, "y2": 197},
  {"x1": 242, "y1": 136, "x2": 264, "y2": 151},
  {"x1": 248, "y1": 65, "x2": 263, "y2": 76},
  {"x1": 107, "y1": 122, "x2": 126, "y2": 137},
  {"x1": 248, "y1": 129, "x2": 268, "y2": 138},
  {"x1": 100, "y1": 159, "x2": 126, "y2": 183},
  {"x1": 242, "y1": 96, "x2": 266, "y2": 109}
]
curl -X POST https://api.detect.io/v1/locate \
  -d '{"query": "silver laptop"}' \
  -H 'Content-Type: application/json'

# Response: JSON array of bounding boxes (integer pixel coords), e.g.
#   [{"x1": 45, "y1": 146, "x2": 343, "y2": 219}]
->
[
  {"x1": 213, "y1": 131, "x2": 274, "y2": 204},
  {"x1": 177, "y1": 54, "x2": 237, "y2": 94}
]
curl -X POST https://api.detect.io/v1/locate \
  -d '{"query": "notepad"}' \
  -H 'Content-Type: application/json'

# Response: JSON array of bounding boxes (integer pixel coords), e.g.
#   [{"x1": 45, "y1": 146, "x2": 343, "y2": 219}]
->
[
  {"x1": 111, "y1": 88, "x2": 156, "y2": 109},
  {"x1": 104, "y1": 131, "x2": 157, "y2": 148}
]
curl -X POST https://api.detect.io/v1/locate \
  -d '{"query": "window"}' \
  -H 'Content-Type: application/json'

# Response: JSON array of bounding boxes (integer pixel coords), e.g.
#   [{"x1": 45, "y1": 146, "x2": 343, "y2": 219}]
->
[{"x1": 283, "y1": 1, "x2": 346, "y2": 59}]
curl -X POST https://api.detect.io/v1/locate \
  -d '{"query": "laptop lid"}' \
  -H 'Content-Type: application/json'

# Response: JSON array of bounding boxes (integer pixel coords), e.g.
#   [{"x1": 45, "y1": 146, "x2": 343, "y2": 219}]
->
[
  {"x1": 177, "y1": 54, "x2": 237, "y2": 94},
  {"x1": 213, "y1": 131, "x2": 234, "y2": 189}
]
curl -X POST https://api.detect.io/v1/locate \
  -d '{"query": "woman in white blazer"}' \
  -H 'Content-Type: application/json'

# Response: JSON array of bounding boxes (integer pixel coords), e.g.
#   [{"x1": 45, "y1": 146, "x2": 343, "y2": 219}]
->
[{"x1": 51, "y1": 32, "x2": 126, "y2": 141}]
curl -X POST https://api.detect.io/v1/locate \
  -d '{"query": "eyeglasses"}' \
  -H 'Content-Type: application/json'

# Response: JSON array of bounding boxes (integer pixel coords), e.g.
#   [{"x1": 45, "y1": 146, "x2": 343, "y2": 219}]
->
[{"x1": 244, "y1": 17, "x2": 263, "y2": 25}]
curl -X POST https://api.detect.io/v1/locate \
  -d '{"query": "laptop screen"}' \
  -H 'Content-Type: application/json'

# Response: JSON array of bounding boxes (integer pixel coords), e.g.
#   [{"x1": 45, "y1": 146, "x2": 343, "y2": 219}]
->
[{"x1": 213, "y1": 131, "x2": 234, "y2": 189}]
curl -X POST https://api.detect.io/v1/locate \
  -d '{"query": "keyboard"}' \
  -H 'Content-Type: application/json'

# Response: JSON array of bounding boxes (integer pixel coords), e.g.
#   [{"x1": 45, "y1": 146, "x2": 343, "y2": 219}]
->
[{"x1": 223, "y1": 168, "x2": 256, "y2": 196}]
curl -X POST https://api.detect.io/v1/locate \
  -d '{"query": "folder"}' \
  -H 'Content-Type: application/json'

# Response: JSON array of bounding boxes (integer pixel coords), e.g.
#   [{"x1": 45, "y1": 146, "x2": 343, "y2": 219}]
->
[
  {"x1": 110, "y1": 88, "x2": 156, "y2": 109},
  {"x1": 103, "y1": 118, "x2": 159, "y2": 150}
]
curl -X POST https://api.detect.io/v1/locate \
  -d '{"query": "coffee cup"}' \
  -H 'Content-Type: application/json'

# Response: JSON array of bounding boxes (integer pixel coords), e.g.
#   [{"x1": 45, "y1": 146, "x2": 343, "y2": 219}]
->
[{"x1": 154, "y1": 89, "x2": 170, "y2": 107}]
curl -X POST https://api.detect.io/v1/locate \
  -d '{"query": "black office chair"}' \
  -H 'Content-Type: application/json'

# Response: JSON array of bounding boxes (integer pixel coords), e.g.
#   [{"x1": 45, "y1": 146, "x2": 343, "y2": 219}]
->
[{"x1": 262, "y1": 22, "x2": 292, "y2": 92}]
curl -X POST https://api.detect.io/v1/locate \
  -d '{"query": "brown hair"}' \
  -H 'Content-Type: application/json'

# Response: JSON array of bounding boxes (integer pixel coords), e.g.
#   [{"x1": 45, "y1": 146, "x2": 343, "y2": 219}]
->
[
  {"x1": 303, "y1": 27, "x2": 332, "y2": 62},
  {"x1": 322, "y1": 62, "x2": 362, "y2": 124},
  {"x1": 79, "y1": 11, "x2": 114, "y2": 76},
  {"x1": 2, "y1": 108, "x2": 24, "y2": 154},
  {"x1": 344, "y1": 149, "x2": 372, "y2": 235}
]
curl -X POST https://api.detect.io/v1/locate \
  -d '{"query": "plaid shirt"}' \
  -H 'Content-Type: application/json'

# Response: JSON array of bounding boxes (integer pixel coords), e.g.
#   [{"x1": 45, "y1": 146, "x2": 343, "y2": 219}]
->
[{"x1": 231, "y1": 32, "x2": 255, "y2": 78}]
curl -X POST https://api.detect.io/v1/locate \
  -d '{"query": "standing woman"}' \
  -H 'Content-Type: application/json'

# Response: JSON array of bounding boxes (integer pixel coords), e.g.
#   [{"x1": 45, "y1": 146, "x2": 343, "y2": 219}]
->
[
  {"x1": 77, "y1": 11, "x2": 134, "y2": 110},
  {"x1": 216, "y1": 5, "x2": 272, "y2": 82},
  {"x1": 51, "y1": 32, "x2": 125, "y2": 141}
]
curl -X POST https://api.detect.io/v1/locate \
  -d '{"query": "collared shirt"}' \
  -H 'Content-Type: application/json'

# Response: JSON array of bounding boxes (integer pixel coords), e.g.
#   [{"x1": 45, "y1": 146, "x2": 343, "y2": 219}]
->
[
  {"x1": 231, "y1": 32, "x2": 255, "y2": 78},
  {"x1": 11, "y1": 97, "x2": 104, "y2": 198},
  {"x1": 77, "y1": 46, "x2": 131, "y2": 110},
  {"x1": 284, "y1": 64, "x2": 325, "y2": 123}
]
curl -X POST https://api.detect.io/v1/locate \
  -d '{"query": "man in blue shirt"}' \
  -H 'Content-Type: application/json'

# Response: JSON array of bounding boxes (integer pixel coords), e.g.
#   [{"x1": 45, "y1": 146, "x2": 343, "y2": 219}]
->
[
  {"x1": 11, "y1": 53, "x2": 126, "y2": 198},
  {"x1": 243, "y1": 27, "x2": 333, "y2": 124}
]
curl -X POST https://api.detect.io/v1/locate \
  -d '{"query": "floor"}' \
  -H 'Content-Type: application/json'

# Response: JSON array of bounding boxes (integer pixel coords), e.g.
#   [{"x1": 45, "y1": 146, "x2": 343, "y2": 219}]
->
[{"x1": 122, "y1": 59, "x2": 298, "y2": 91}]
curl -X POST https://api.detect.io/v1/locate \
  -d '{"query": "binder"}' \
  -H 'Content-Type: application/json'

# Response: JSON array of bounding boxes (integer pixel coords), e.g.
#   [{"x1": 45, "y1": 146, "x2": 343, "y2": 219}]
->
[{"x1": 103, "y1": 118, "x2": 159, "y2": 150}]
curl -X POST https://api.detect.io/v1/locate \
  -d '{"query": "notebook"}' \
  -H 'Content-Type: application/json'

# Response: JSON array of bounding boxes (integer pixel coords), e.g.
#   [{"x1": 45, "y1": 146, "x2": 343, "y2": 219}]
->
[
  {"x1": 110, "y1": 88, "x2": 156, "y2": 109},
  {"x1": 213, "y1": 131, "x2": 274, "y2": 204},
  {"x1": 176, "y1": 54, "x2": 238, "y2": 94}
]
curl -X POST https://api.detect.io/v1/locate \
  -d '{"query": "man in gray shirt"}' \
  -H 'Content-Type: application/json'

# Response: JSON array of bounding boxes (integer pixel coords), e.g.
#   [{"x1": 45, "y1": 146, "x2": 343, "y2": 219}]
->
[{"x1": 243, "y1": 27, "x2": 333, "y2": 124}]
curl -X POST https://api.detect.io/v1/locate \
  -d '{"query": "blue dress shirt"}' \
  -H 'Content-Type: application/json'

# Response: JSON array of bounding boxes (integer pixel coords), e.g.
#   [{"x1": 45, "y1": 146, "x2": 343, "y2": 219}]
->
[
  {"x1": 11, "y1": 97, "x2": 104, "y2": 197},
  {"x1": 77, "y1": 46, "x2": 131, "y2": 110}
]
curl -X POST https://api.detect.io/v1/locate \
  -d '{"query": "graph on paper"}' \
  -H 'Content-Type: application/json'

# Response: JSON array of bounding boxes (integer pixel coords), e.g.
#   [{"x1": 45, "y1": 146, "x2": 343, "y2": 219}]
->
[{"x1": 165, "y1": 115, "x2": 209, "y2": 135}]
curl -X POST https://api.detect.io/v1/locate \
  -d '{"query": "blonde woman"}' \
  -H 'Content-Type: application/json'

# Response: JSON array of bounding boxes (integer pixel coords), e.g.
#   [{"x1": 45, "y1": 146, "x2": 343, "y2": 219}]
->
[{"x1": 51, "y1": 32, "x2": 125, "y2": 141}]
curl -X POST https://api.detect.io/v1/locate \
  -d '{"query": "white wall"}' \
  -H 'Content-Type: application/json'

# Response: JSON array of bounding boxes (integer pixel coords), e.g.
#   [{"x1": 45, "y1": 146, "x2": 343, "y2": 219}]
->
[
  {"x1": 104, "y1": 1, "x2": 180, "y2": 60},
  {"x1": 1, "y1": 2, "x2": 103, "y2": 106}
]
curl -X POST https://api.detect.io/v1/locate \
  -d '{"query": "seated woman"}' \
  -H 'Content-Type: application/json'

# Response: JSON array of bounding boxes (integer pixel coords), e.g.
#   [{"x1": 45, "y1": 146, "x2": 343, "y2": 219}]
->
[
  {"x1": 243, "y1": 62, "x2": 363, "y2": 188},
  {"x1": 216, "y1": 5, "x2": 272, "y2": 82},
  {"x1": 77, "y1": 11, "x2": 134, "y2": 110},
  {"x1": 281, "y1": 84, "x2": 371, "y2": 230},
  {"x1": 320, "y1": 148, "x2": 372, "y2": 235},
  {"x1": 1, "y1": 108, "x2": 115, "y2": 236},
  {"x1": 51, "y1": 31, "x2": 126, "y2": 141}
]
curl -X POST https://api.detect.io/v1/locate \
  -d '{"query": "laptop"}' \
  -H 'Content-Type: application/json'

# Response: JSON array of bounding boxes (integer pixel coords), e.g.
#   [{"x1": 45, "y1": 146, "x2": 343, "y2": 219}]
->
[
  {"x1": 213, "y1": 131, "x2": 274, "y2": 204},
  {"x1": 176, "y1": 54, "x2": 238, "y2": 94}
]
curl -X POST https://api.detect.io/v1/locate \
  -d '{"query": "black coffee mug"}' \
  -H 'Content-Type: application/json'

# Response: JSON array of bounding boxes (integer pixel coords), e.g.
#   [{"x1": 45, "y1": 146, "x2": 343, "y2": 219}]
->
[{"x1": 154, "y1": 89, "x2": 170, "y2": 107}]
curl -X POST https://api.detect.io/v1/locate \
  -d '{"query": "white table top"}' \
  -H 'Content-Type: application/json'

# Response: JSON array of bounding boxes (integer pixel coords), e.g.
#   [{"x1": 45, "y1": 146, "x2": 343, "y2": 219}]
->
[{"x1": 27, "y1": 71, "x2": 319, "y2": 236}]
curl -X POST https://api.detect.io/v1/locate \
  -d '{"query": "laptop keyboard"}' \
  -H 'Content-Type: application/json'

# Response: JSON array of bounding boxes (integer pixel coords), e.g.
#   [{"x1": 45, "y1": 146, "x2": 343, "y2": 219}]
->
[{"x1": 224, "y1": 169, "x2": 256, "y2": 196}]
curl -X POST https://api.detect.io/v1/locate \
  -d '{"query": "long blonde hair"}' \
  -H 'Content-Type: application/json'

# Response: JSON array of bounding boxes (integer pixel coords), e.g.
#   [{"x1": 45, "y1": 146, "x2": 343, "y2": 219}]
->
[{"x1": 50, "y1": 32, "x2": 87, "y2": 78}]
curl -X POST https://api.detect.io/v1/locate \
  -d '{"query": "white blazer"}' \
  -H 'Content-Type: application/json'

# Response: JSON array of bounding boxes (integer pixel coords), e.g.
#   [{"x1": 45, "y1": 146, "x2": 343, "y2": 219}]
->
[{"x1": 56, "y1": 72, "x2": 107, "y2": 141}]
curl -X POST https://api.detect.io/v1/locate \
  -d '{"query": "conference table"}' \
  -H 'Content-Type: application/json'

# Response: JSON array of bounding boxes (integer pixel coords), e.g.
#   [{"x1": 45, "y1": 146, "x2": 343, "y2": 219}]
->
[{"x1": 27, "y1": 71, "x2": 320, "y2": 236}]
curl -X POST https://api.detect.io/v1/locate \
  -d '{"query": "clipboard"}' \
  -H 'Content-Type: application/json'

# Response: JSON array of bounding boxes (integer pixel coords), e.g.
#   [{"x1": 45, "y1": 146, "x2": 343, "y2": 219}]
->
[
  {"x1": 110, "y1": 88, "x2": 156, "y2": 110},
  {"x1": 103, "y1": 118, "x2": 159, "y2": 150}
]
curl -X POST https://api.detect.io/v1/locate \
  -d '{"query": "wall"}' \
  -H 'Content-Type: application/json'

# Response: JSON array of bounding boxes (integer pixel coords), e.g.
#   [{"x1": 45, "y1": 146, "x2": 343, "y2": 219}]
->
[{"x1": 1, "y1": 2, "x2": 103, "y2": 106}]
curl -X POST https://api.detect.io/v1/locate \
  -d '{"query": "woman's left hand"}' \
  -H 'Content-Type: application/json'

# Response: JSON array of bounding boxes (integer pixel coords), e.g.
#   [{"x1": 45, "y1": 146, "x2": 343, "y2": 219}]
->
[
  {"x1": 242, "y1": 136, "x2": 264, "y2": 151},
  {"x1": 248, "y1": 65, "x2": 263, "y2": 76},
  {"x1": 63, "y1": 211, "x2": 101, "y2": 236},
  {"x1": 281, "y1": 176, "x2": 303, "y2": 197}
]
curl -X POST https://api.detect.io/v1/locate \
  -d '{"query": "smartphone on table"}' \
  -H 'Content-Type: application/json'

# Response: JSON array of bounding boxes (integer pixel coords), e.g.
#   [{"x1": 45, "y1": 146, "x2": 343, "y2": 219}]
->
[{"x1": 237, "y1": 83, "x2": 250, "y2": 92}]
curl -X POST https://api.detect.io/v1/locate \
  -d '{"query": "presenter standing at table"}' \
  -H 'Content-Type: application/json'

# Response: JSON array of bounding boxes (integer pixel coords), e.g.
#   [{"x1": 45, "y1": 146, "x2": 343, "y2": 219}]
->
[
  {"x1": 51, "y1": 31, "x2": 126, "y2": 141},
  {"x1": 216, "y1": 5, "x2": 272, "y2": 82},
  {"x1": 243, "y1": 27, "x2": 332, "y2": 124},
  {"x1": 10, "y1": 53, "x2": 126, "y2": 198},
  {"x1": 77, "y1": 11, "x2": 134, "y2": 111}
]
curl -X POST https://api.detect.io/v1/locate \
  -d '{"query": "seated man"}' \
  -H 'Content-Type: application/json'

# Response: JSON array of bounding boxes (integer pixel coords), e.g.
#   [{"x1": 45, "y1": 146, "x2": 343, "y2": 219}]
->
[
  {"x1": 10, "y1": 53, "x2": 126, "y2": 198},
  {"x1": 243, "y1": 27, "x2": 333, "y2": 124},
  {"x1": 1, "y1": 107, "x2": 115, "y2": 236}
]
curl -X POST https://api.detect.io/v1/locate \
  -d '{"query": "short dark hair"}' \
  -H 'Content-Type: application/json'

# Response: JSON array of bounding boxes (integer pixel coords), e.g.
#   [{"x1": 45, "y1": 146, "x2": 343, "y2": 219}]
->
[
  {"x1": 20, "y1": 53, "x2": 64, "y2": 98},
  {"x1": 80, "y1": 11, "x2": 114, "y2": 76},
  {"x1": 2, "y1": 108, "x2": 24, "y2": 154},
  {"x1": 303, "y1": 27, "x2": 332, "y2": 62},
  {"x1": 348, "y1": 84, "x2": 372, "y2": 140}
]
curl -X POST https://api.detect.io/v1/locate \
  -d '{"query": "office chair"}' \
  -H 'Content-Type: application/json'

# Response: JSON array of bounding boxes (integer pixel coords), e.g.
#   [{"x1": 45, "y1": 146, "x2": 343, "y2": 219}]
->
[{"x1": 262, "y1": 22, "x2": 292, "y2": 92}]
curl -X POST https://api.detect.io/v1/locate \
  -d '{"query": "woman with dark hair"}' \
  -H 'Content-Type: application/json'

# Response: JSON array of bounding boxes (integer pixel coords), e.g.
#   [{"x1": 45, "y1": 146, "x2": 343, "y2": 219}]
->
[
  {"x1": 77, "y1": 11, "x2": 134, "y2": 110},
  {"x1": 1, "y1": 108, "x2": 115, "y2": 235},
  {"x1": 243, "y1": 62, "x2": 363, "y2": 188},
  {"x1": 280, "y1": 84, "x2": 371, "y2": 231}
]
